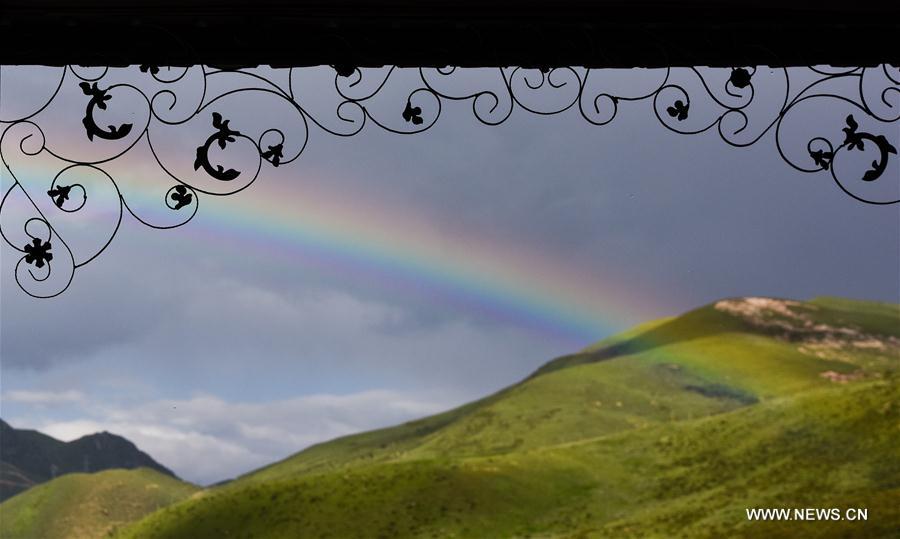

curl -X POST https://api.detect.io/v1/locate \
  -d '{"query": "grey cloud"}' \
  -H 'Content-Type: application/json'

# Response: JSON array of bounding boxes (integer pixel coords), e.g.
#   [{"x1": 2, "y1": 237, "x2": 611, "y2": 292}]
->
[
  {"x1": 25, "y1": 389, "x2": 459, "y2": 484},
  {"x1": 4, "y1": 229, "x2": 569, "y2": 400},
  {"x1": 2, "y1": 389, "x2": 84, "y2": 405}
]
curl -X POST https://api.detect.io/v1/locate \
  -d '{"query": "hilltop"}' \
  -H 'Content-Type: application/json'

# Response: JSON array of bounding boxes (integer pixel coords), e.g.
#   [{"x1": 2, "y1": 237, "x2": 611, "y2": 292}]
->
[
  {"x1": 0, "y1": 419, "x2": 176, "y2": 501},
  {"x1": 0, "y1": 468, "x2": 198, "y2": 539},
  {"x1": 110, "y1": 296, "x2": 899, "y2": 538}
]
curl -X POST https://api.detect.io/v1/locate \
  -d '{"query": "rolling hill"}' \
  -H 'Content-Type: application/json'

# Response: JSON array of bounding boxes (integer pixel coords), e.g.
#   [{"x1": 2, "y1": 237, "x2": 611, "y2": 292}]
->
[
  {"x1": 108, "y1": 296, "x2": 899, "y2": 538},
  {"x1": 0, "y1": 468, "x2": 198, "y2": 539},
  {"x1": 0, "y1": 420, "x2": 176, "y2": 502}
]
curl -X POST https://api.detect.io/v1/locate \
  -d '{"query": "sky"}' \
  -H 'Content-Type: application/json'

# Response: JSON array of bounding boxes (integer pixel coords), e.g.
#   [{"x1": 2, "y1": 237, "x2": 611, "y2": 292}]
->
[{"x1": 1, "y1": 65, "x2": 898, "y2": 485}]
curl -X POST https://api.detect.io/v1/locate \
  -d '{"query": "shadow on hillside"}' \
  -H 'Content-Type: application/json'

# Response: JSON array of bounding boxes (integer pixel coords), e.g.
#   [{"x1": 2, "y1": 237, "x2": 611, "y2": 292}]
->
[{"x1": 530, "y1": 304, "x2": 751, "y2": 378}]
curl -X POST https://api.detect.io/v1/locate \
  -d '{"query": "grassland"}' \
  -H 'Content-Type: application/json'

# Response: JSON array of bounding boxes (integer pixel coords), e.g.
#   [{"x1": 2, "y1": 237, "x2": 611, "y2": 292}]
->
[
  {"x1": 108, "y1": 296, "x2": 899, "y2": 538},
  {"x1": 0, "y1": 419, "x2": 176, "y2": 502},
  {"x1": 2, "y1": 296, "x2": 896, "y2": 538},
  {"x1": 0, "y1": 468, "x2": 198, "y2": 539}
]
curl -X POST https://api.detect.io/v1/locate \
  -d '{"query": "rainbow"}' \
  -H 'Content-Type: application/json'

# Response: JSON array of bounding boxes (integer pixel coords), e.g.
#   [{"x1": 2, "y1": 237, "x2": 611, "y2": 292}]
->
[{"x1": 3, "y1": 139, "x2": 673, "y2": 347}]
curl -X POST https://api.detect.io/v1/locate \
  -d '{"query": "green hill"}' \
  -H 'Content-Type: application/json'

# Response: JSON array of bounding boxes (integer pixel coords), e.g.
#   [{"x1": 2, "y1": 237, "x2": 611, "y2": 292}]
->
[
  {"x1": 1, "y1": 296, "x2": 890, "y2": 538},
  {"x1": 0, "y1": 420, "x2": 176, "y2": 501},
  {"x1": 0, "y1": 468, "x2": 198, "y2": 539},
  {"x1": 116, "y1": 379, "x2": 900, "y2": 539},
  {"x1": 225, "y1": 296, "x2": 900, "y2": 482},
  {"x1": 109, "y1": 296, "x2": 899, "y2": 538}
]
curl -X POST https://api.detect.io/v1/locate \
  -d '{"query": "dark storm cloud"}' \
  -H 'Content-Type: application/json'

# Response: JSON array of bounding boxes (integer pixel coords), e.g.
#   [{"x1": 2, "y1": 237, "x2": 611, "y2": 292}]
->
[
  {"x1": 287, "y1": 68, "x2": 899, "y2": 307},
  {"x1": 0, "y1": 251, "x2": 174, "y2": 370},
  {"x1": 3, "y1": 64, "x2": 898, "y2": 377}
]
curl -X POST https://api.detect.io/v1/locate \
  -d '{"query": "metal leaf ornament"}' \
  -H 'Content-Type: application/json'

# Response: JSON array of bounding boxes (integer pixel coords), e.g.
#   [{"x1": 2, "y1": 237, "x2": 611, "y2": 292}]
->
[
  {"x1": 47, "y1": 185, "x2": 73, "y2": 208},
  {"x1": 79, "y1": 82, "x2": 133, "y2": 141},
  {"x1": 23, "y1": 238, "x2": 53, "y2": 268},
  {"x1": 169, "y1": 185, "x2": 193, "y2": 210},
  {"x1": 194, "y1": 112, "x2": 242, "y2": 182},
  {"x1": 666, "y1": 100, "x2": 689, "y2": 121},
  {"x1": 841, "y1": 115, "x2": 898, "y2": 182},
  {"x1": 402, "y1": 101, "x2": 424, "y2": 125},
  {"x1": 261, "y1": 143, "x2": 284, "y2": 167},
  {"x1": 729, "y1": 68, "x2": 752, "y2": 89}
]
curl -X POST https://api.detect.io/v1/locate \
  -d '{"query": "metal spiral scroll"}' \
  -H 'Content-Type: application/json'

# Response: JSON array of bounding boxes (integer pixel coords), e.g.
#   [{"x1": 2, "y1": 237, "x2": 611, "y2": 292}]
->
[{"x1": 1, "y1": 64, "x2": 898, "y2": 298}]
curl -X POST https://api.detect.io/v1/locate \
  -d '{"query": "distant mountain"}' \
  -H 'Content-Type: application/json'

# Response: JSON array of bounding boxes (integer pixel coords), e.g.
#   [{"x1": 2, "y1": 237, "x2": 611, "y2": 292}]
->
[
  {"x1": 0, "y1": 420, "x2": 175, "y2": 502},
  {"x1": 114, "y1": 296, "x2": 900, "y2": 539},
  {"x1": 0, "y1": 468, "x2": 197, "y2": 539}
]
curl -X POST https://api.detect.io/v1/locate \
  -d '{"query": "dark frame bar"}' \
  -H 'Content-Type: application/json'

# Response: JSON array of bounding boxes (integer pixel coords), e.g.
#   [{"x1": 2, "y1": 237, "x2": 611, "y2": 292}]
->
[{"x1": 2, "y1": 1, "x2": 898, "y2": 67}]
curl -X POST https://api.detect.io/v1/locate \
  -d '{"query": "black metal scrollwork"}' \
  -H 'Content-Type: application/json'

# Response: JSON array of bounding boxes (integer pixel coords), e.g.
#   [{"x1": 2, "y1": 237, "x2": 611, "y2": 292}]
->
[
  {"x1": 194, "y1": 112, "x2": 242, "y2": 181},
  {"x1": 1, "y1": 64, "x2": 898, "y2": 297},
  {"x1": 79, "y1": 82, "x2": 133, "y2": 141},
  {"x1": 666, "y1": 100, "x2": 690, "y2": 121},
  {"x1": 23, "y1": 237, "x2": 53, "y2": 269},
  {"x1": 47, "y1": 184, "x2": 73, "y2": 208},
  {"x1": 840, "y1": 115, "x2": 897, "y2": 182},
  {"x1": 168, "y1": 185, "x2": 194, "y2": 210}
]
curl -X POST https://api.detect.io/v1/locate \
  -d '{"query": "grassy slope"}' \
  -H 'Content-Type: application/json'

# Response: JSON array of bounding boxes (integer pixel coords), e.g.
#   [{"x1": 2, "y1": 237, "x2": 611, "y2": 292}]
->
[
  {"x1": 109, "y1": 297, "x2": 899, "y2": 537},
  {"x1": 0, "y1": 468, "x2": 198, "y2": 539},
  {"x1": 117, "y1": 379, "x2": 900, "y2": 539},
  {"x1": 0, "y1": 419, "x2": 176, "y2": 502},
  {"x1": 237, "y1": 297, "x2": 899, "y2": 482}
]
